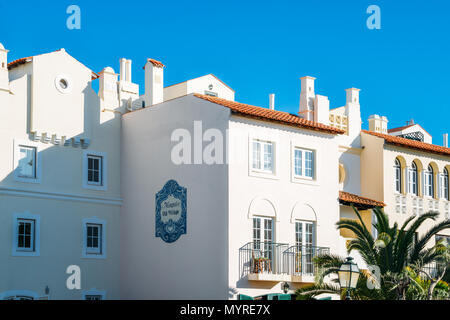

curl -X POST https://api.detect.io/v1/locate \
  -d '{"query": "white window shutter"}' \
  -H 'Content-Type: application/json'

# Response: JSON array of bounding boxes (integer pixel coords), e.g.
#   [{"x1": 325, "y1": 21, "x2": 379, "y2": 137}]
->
[
  {"x1": 421, "y1": 171, "x2": 425, "y2": 196},
  {"x1": 437, "y1": 173, "x2": 441, "y2": 199},
  {"x1": 406, "y1": 167, "x2": 410, "y2": 194}
]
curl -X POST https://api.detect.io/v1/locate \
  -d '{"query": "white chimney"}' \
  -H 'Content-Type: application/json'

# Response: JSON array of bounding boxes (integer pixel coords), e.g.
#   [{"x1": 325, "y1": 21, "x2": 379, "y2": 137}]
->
[
  {"x1": 299, "y1": 76, "x2": 316, "y2": 120},
  {"x1": 125, "y1": 59, "x2": 132, "y2": 82},
  {"x1": 368, "y1": 114, "x2": 388, "y2": 134},
  {"x1": 144, "y1": 58, "x2": 165, "y2": 107},
  {"x1": 269, "y1": 94, "x2": 275, "y2": 110},
  {"x1": 314, "y1": 95, "x2": 330, "y2": 125},
  {"x1": 119, "y1": 58, "x2": 126, "y2": 82},
  {"x1": 444, "y1": 133, "x2": 448, "y2": 148}
]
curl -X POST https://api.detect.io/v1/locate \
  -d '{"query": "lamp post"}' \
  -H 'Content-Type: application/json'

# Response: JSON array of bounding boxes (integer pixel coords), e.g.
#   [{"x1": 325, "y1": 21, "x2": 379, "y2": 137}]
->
[{"x1": 338, "y1": 257, "x2": 360, "y2": 300}]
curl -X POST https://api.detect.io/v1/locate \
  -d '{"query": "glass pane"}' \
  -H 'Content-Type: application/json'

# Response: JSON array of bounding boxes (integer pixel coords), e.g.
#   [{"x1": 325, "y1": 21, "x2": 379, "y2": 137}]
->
[
  {"x1": 295, "y1": 149, "x2": 302, "y2": 176},
  {"x1": 263, "y1": 143, "x2": 273, "y2": 172},
  {"x1": 18, "y1": 146, "x2": 36, "y2": 178}
]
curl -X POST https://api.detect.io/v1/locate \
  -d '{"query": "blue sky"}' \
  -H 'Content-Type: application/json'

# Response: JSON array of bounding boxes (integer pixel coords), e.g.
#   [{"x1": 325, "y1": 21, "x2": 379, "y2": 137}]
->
[{"x1": 1, "y1": 0, "x2": 449, "y2": 144}]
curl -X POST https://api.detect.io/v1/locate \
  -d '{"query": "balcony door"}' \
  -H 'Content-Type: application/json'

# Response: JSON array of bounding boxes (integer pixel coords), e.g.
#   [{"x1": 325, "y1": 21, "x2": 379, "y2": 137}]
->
[
  {"x1": 295, "y1": 221, "x2": 315, "y2": 274},
  {"x1": 253, "y1": 217, "x2": 274, "y2": 272}
]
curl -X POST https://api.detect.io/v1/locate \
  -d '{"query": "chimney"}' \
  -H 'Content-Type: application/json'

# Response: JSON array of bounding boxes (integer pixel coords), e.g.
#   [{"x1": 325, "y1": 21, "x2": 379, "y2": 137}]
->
[
  {"x1": 0, "y1": 42, "x2": 9, "y2": 91},
  {"x1": 269, "y1": 94, "x2": 275, "y2": 110},
  {"x1": 125, "y1": 59, "x2": 132, "y2": 82},
  {"x1": 345, "y1": 88, "x2": 362, "y2": 137},
  {"x1": 299, "y1": 76, "x2": 316, "y2": 120},
  {"x1": 119, "y1": 58, "x2": 126, "y2": 82},
  {"x1": 444, "y1": 133, "x2": 448, "y2": 148},
  {"x1": 144, "y1": 58, "x2": 165, "y2": 107},
  {"x1": 98, "y1": 67, "x2": 118, "y2": 103},
  {"x1": 368, "y1": 114, "x2": 388, "y2": 134}
]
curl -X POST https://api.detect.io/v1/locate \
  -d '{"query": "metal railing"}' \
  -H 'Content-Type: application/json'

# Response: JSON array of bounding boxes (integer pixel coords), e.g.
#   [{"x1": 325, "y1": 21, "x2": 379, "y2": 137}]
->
[
  {"x1": 422, "y1": 261, "x2": 448, "y2": 279},
  {"x1": 283, "y1": 245, "x2": 330, "y2": 276},
  {"x1": 239, "y1": 242, "x2": 289, "y2": 277}
]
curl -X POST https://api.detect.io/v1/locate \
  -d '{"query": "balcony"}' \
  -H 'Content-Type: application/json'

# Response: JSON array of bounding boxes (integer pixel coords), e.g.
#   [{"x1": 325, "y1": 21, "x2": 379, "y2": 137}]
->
[
  {"x1": 239, "y1": 242, "x2": 330, "y2": 283},
  {"x1": 283, "y1": 245, "x2": 330, "y2": 283}
]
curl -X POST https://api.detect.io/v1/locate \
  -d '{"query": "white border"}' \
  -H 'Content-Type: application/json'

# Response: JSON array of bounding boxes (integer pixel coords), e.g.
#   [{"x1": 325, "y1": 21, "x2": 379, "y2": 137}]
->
[
  {"x1": 13, "y1": 139, "x2": 42, "y2": 184},
  {"x1": 290, "y1": 141, "x2": 319, "y2": 186},
  {"x1": 12, "y1": 212, "x2": 41, "y2": 257},
  {"x1": 82, "y1": 217, "x2": 107, "y2": 259},
  {"x1": 82, "y1": 150, "x2": 108, "y2": 191},
  {"x1": 54, "y1": 74, "x2": 72, "y2": 94},
  {"x1": 248, "y1": 133, "x2": 279, "y2": 180}
]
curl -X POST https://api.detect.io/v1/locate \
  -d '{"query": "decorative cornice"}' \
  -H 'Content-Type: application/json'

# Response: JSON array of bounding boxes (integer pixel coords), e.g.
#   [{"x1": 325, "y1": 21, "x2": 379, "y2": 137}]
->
[{"x1": 0, "y1": 186, "x2": 122, "y2": 206}]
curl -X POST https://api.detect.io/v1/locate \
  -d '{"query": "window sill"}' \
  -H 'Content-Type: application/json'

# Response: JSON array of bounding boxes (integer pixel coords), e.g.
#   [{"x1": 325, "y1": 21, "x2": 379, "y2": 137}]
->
[
  {"x1": 81, "y1": 253, "x2": 107, "y2": 260},
  {"x1": 12, "y1": 250, "x2": 40, "y2": 257},
  {"x1": 291, "y1": 176, "x2": 319, "y2": 186},
  {"x1": 249, "y1": 170, "x2": 279, "y2": 181}
]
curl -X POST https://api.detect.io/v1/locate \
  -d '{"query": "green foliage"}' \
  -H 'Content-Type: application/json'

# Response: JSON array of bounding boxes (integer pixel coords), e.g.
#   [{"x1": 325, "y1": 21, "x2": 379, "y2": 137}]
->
[{"x1": 295, "y1": 207, "x2": 450, "y2": 300}]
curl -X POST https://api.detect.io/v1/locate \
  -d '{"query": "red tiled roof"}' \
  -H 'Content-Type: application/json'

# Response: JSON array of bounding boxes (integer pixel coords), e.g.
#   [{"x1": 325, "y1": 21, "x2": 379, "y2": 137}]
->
[
  {"x1": 388, "y1": 124, "x2": 415, "y2": 133},
  {"x1": 362, "y1": 130, "x2": 450, "y2": 157},
  {"x1": 193, "y1": 94, "x2": 345, "y2": 135},
  {"x1": 339, "y1": 191, "x2": 386, "y2": 208},
  {"x1": 143, "y1": 58, "x2": 165, "y2": 69},
  {"x1": 7, "y1": 57, "x2": 32, "y2": 70}
]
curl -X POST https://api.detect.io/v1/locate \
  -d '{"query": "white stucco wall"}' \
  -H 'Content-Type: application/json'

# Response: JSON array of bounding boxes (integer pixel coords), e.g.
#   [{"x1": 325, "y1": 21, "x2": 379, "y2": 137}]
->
[
  {"x1": 0, "y1": 50, "x2": 122, "y2": 300},
  {"x1": 227, "y1": 116, "x2": 341, "y2": 298},
  {"x1": 120, "y1": 95, "x2": 230, "y2": 299}
]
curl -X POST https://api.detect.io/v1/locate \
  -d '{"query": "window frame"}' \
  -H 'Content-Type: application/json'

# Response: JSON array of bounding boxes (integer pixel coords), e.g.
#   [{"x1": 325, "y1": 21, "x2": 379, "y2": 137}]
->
[
  {"x1": 440, "y1": 168, "x2": 449, "y2": 201},
  {"x1": 424, "y1": 165, "x2": 434, "y2": 198},
  {"x1": 82, "y1": 218, "x2": 107, "y2": 259},
  {"x1": 12, "y1": 212, "x2": 40, "y2": 257},
  {"x1": 293, "y1": 147, "x2": 315, "y2": 180},
  {"x1": 248, "y1": 135, "x2": 279, "y2": 180},
  {"x1": 13, "y1": 140, "x2": 42, "y2": 184},
  {"x1": 82, "y1": 151, "x2": 107, "y2": 191},
  {"x1": 408, "y1": 162, "x2": 418, "y2": 196},
  {"x1": 394, "y1": 158, "x2": 402, "y2": 194}
]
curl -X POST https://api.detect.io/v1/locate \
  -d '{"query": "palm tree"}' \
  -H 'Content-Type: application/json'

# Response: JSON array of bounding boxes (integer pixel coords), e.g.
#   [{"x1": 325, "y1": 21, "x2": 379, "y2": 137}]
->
[{"x1": 296, "y1": 207, "x2": 450, "y2": 300}]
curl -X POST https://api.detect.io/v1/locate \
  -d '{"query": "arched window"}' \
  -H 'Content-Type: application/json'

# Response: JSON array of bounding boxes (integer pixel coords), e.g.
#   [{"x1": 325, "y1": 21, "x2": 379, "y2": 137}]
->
[
  {"x1": 394, "y1": 158, "x2": 402, "y2": 193},
  {"x1": 441, "y1": 168, "x2": 449, "y2": 200},
  {"x1": 408, "y1": 162, "x2": 418, "y2": 196},
  {"x1": 424, "y1": 165, "x2": 434, "y2": 197}
]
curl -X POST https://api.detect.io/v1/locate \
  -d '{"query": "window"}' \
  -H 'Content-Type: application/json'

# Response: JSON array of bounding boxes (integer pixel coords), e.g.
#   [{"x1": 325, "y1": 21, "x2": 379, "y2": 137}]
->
[
  {"x1": 408, "y1": 162, "x2": 418, "y2": 196},
  {"x1": 83, "y1": 151, "x2": 107, "y2": 190},
  {"x1": 86, "y1": 224, "x2": 102, "y2": 255},
  {"x1": 424, "y1": 165, "x2": 434, "y2": 198},
  {"x1": 82, "y1": 218, "x2": 106, "y2": 259},
  {"x1": 18, "y1": 146, "x2": 36, "y2": 178},
  {"x1": 294, "y1": 148, "x2": 315, "y2": 179},
  {"x1": 82, "y1": 289, "x2": 106, "y2": 300},
  {"x1": 87, "y1": 155, "x2": 102, "y2": 186},
  {"x1": 440, "y1": 168, "x2": 449, "y2": 201},
  {"x1": 252, "y1": 140, "x2": 274, "y2": 174},
  {"x1": 14, "y1": 141, "x2": 41, "y2": 183},
  {"x1": 12, "y1": 213, "x2": 40, "y2": 257},
  {"x1": 295, "y1": 221, "x2": 315, "y2": 274},
  {"x1": 252, "y1": 217, "x2": 274, "y2": 270},
  {"x1": 394, "y1": 158, "x2": 402, "y2": 193}
]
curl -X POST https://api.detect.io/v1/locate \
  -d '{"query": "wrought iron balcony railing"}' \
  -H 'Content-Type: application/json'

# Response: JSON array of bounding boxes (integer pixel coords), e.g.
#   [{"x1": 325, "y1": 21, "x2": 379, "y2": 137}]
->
[
  {"x1": 239, "y1": 242, "x2": 289, "y2": 278},
  {"x1": 239, "y1": 242, "x2": 330, "y2": 280},
  {"x1": 283, "y1": 245, "x2": 330, "y2": 276}
]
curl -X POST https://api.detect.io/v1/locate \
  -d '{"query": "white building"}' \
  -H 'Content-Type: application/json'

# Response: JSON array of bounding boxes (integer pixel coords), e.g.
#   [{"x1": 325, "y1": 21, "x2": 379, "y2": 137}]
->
[{"x1": 0, "y1": 42, "x2": 448, "y2": 300}]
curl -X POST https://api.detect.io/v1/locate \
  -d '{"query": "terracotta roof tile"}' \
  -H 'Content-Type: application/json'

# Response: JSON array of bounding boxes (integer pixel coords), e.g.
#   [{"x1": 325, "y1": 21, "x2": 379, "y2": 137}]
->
[
  {"x1": 339, "y1": 191, "x2": 386, "y2": 208},
  {"x1": 194, "y1": 94, "x2": 345, "y2": 135},
  {"x1": 144, "y1": 58, "x2": 165, "y2": 68},
  {"x1": 362, "y1": 130, "x2": 450, "y2": 157},
  {"x1": 388, "y1": 124, "x2": 415, "y2": 133},
  {"x1": 7, "y1": 57, "x2": 32, "y2": 70}
]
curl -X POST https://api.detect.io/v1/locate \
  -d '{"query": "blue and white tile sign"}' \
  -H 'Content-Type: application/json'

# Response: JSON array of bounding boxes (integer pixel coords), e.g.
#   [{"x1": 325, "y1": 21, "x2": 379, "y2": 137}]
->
[{"x1": 155, "y1": 180, "x2": 187, "y2": 243}]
